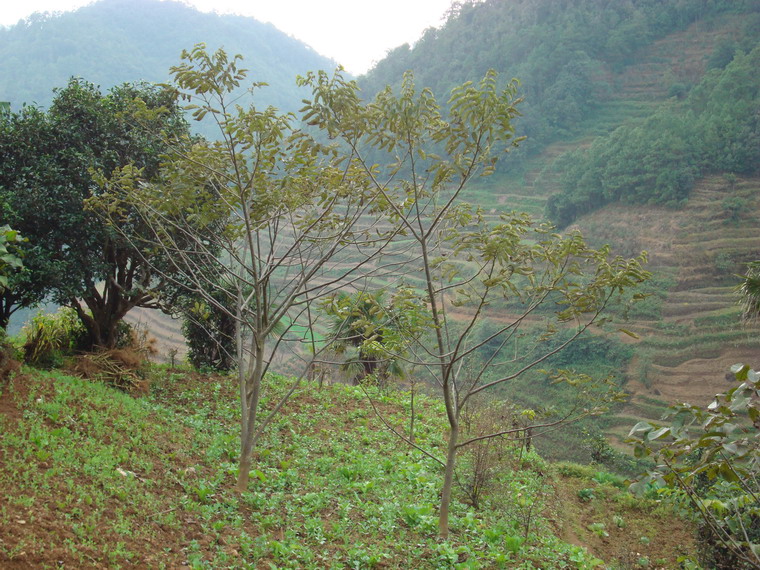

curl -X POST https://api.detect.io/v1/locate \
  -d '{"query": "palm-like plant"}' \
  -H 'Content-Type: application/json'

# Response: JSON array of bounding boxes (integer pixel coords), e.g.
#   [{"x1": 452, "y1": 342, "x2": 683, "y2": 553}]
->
[{"x1": 324, "y1": 291, "x2": 405, "y2": 386}]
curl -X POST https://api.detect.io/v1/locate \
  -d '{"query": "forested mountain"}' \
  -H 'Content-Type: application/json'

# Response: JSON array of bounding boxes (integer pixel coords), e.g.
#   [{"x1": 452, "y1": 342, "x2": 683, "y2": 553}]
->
[
  {"x1": 0, "y1": 0, "x2": 336, "y2": 111},
  {"x1": 547, "y1": 46, "x2": 760, "y2": 225},
  {"x1": 361, "y1": 0, "x2": 760, "y2": 173}
]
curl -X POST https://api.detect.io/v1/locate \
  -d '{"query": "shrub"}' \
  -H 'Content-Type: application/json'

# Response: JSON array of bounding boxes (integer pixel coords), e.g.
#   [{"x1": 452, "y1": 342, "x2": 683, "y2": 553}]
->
[
  {"x1": 182, "y1": 296, "x2": 236, "y2": 373},
  {"x1": 630, "y1": 363, "x2": 760, "y2": 568},
  {"x1": 22, "y1": 308, "x2": 135, "y2": 368},
  {"x1": 456, "y1": 398, "x2": 526, "y2": 509},
  {"x1": 22, "y1": 308, "x2": 87, "y2": 368},
  {"x1": 0, "y1": 328, "x2": 20, "y2": 381}
]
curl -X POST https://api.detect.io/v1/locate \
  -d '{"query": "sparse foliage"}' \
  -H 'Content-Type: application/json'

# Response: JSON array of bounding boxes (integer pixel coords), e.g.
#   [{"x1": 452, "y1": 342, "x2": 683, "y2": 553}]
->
[
  {"x1": 307, "y1": 68, "x2": 649, "y2": 537},
  {"x1": 97, "y1": 45, "x2": 395, "y2": 492}
]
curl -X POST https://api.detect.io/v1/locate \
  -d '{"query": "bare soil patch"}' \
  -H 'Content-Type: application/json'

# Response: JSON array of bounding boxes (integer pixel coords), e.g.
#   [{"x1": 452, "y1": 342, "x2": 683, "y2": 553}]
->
[{"x1": 551, "y1": 473, "x2": 698, "y2": 568}]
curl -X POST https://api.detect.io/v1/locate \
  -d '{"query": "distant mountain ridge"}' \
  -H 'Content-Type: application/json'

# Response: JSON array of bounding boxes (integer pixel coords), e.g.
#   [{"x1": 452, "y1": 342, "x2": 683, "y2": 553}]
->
[{"x1": 0, "y1": 0, "x2": 337, "y2": 111}]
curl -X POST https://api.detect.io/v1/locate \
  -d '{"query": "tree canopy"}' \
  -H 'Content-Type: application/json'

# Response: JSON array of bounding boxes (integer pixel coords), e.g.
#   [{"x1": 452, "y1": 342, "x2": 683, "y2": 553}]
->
[
  {"x1": 0, "y1": 79, "x2": 192, "y2": 347},
  {"x1": 546, "y1": 46, "x2": 760, "y2": 226}
]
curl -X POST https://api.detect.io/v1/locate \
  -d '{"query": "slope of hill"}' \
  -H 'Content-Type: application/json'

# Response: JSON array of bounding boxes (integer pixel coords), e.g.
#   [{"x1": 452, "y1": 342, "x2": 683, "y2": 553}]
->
[
  {"x1": 0, "y1": 368, "x2": 698, "y2": 567},
  {"x1": 361, "y1": 0, "x2": 760, "y2": 167},
  {"x1": 357, "y1": 0, "x2": 760, "y2": 451},
  {"x1": 574, "y1": 175, "x2": 760, "y2": 442},
  {"x1": 0, "y1": 0, "x2": 336, "y2": 112}
]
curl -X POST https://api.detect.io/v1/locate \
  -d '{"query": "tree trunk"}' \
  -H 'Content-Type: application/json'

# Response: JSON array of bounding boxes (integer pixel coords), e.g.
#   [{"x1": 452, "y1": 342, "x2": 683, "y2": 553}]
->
[
  {"x1": 409, "y1": 382, "x2": 416, "y2": 443},
  {"x1": 81, "y1": 309, "x2": 120, "y2": 350},
  {"x1": 235, "y1": 417, "x2": 255, "y2": 492},
  {"x1": 439, "y1": 423, "x2": 459, "y2": 539},
  {"x1": 235, "y1": 334, "x2": 265, "y2": 492}
]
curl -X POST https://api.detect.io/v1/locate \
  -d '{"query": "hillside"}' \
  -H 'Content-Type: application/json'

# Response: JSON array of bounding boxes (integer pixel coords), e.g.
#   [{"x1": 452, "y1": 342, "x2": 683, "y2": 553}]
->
[
  {"x1": 3, "y1": 3, "x2": 759, "y2": 565},
  {"x1": 112, "y1": 3, "x2": 759, "y2": 466},
  {"x1": 574, "y1": 175, "x2": 760, "y2": 446},
  {"x1": 361, "y1": 0, "x2": 760, "y2": 167},
  {"x1": 0, "y1": 0, "x2": 336, "y2": 112},
  {"x1": 0, "y1": 368, "x2": 697, "y2": 567}
]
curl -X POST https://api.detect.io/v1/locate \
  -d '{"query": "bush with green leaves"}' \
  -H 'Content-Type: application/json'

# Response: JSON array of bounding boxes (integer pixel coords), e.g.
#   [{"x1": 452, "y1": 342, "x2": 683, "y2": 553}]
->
[
  {"x1": 0, "y1": 225, "x2": 25, "y2": 329},
  {"x1": 629, "y1": 363, "x2": 760, "y2": 568},
  {"x1": 321, "y1": 290, "x2": 424, "y2": 387},
  {"x1": 21, "y1": 307, "x2": 133, "y2": 368},
  {"x1": 0, "y1": 225, "x2": 24, "y2": 294},
  {"x1": 739, "y1": 261, "x2": 760, "y2": 323},
  {"x1": 0, "y1": 325, "x2": 18, "y2": 380},
  {"x1": 181, "y1": 294, "x2": 236, "y2": 373},
  {"x1": 22, "y1": 307, "x2": 88, "y2": 368}
]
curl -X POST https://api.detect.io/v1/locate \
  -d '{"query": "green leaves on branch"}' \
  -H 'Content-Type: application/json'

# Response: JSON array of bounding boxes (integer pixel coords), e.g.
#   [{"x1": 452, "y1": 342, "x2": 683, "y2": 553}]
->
[
  {"x1": 0, "y1": 225, "x2": 25, "y2": 293},
  {"x1": 170, "y1": 43, "x2": 250, "y2": 118},
  {"x1": 628, "y1": 363, "x2": 760, "y2": 567},
  {"x1": 444, "y1": 71, "x2": 523, "y2": 173}
]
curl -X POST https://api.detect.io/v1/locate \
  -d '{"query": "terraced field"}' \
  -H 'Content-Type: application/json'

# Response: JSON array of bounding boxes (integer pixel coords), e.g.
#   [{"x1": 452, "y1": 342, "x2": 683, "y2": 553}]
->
[
  {"x1": 124, "y1": 306, "x2": 185, "y2": 364},
  {"x1": 576, "y1": 175, "x2": 760, "y2": 443}
]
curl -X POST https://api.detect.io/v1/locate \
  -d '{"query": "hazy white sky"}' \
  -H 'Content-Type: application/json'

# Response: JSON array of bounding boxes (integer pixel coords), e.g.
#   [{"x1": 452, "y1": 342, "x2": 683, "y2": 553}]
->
[{"x1": 0, "y1": 0, "x2": 454, "y2": 74}]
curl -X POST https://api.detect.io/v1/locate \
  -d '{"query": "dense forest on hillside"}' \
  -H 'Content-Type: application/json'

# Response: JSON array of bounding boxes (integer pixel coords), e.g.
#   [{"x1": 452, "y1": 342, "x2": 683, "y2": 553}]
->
[
  {"x1": 547, "y1": 45, "x2": 760, "y2": 225},
  {"x1": 0, "y1": 0, "x2": 335, "y2": 112},
  {"x1": 362, "y1": 0, "x2": 760, "y2": 168}
]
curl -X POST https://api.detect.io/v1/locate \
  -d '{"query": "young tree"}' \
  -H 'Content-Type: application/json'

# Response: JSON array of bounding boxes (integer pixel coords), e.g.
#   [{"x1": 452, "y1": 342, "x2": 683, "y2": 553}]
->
[
  {"x1": 739, "y1": 261, "x2": 760, "y2": 322},
  {"x1": 322, "y1": 290, "x2": 409, "y2": 386},
  {"x1": 0, "y1": 80, "x2": 190, "y2": 346},
  {"x1": 303, "y1": 70, "x2": 649, "y2": 537},
  {"x1": 97, "y1": 45, "x2": 396, "y2": 492}
]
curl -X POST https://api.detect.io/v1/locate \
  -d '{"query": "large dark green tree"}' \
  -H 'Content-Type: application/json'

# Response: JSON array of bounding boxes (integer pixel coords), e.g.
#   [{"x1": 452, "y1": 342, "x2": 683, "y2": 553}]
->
[
  {"x1": 0, "y1": 79, "x2": 190, "y2": 347},
  {"x1": 0, "y1": 105, "x2": 59, "y2": 329}
]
